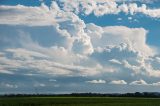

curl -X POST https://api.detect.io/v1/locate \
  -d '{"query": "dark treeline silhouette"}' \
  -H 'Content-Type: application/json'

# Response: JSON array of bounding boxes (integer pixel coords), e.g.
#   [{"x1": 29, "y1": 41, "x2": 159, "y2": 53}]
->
[{"x1": 1, "y1": 92, "x2": 160, "y2": 98}]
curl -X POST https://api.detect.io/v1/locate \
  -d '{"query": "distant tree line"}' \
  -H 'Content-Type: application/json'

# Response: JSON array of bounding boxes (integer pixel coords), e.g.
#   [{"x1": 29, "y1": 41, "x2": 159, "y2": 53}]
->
[{"x1": 1, "y1": 92, "x2": 160, "y2": 98}]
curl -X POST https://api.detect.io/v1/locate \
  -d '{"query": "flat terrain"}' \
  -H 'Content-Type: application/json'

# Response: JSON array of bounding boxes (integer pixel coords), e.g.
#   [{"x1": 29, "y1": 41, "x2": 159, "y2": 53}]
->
[{"x1": 0, "y1": 97, "x2": 160, "y2": 106}]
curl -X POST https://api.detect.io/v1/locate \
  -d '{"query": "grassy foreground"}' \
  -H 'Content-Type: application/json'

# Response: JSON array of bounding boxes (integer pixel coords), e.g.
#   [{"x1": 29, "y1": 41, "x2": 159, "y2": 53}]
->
[{"x1": 0, "y1": 97, "x2": 160, "y2": 106}]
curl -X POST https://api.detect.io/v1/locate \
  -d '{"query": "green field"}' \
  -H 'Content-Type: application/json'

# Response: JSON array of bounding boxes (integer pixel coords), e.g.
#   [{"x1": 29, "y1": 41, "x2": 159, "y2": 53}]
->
[{"x1": 0, "y1": 97, "x2": 160, "y2": 106}]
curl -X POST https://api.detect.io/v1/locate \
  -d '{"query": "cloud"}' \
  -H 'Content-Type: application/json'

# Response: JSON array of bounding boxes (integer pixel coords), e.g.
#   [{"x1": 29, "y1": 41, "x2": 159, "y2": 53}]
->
[
  {"x1": 0, "y1": 1, "x2": 160, "y2": 91},
  {"x1": 91, "y1": 43, "x2": 141, "y2": 69},
  {"x1": 58, "y1": 0, "x2": 160, "y2": 18},
  {"x1": 128, "y1": 17, "x2": 132, "y2": 20},
  {"x1": 129, "y1": 79, "x2": 148, "y2": 85},
  {"x1": 5, "y1": 84, "x2": 18, "y2": 88},
  {"x1": 0, "y1": 45, "x2": 101, "y2": 76},
  {"x1": 0, "y1": 69, "x2": 14, "y2": 74},
  {"x1": 0, "y1": 2, "x2": 97, "y2": 77},
  {"x1": 34, "y1": 83, "x2": 46, "y2": 87},
  {"x1": 87, "y1": 24, "x2": 160, "y2": 78},
  {"x1": 86, "y1": 79, "x2": 106, "y2": 84},
  {"x1": 72, "y1": 34, "x2": 94, "y2": 55},
  {"x1": 115, "y1": 0, "x2": 158, "y2": 4},
  {"x1": 109, "y1": 59, "x2": 122, "y2": 65},
  {"x1": 117, "y1": 18, "x2": 122, "y2": 21},
  {"x1": 0, "y1": 23, "x2": 159, "y2": 79},
  {"x1": 0, "y1": 83, "x2": 18, "y2": 88},
  {"x1": 0, "y1": 5, "x2": 93, "y2": 56},
  {"x1": 109, "y1": 80, "x2": 127, "y2": 85},
  {"x1": 6, "y1": 48, "x2": 49, "y2": 60},
  {"x1": 0, "y1": 2, "x2": 156, "y2": 57},
  {"x1": 0, "y1": 4, "x2": 54, "y2": 26},
  {"x1": 1, "y1": 1, "x2": 160, "y2": 28},
  {"x1": 152, "y1": 82, "x2": 160, "y2": 86},
  {"x1": 0, "y1": 1, "x2": 94, "y2": 56},
  {"x1": 130, "y1": 80, "x2": 160, "y2": 86},
  {"x1": 87, "y1": 24, "x2": 154, "y2": 57},
  {"x1": 49, "y1": 79, "x2": 57, "y2": 82}
]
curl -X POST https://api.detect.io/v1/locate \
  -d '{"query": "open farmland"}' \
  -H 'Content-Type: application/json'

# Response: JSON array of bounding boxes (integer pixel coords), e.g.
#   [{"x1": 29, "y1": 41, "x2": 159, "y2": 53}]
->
[{"x1": 0, "y1": 97, "x2": 160, "y2": 106}]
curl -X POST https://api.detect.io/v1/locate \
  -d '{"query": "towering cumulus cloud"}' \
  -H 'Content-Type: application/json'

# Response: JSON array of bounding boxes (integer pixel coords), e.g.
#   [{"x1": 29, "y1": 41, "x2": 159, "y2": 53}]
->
[{"x1": 0, "y1": 0, "x2": 160, "y2": 93}]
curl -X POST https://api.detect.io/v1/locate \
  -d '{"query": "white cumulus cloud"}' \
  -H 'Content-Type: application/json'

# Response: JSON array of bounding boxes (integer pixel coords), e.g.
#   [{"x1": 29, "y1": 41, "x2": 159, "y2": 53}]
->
[
  {"x1": 109, "y1": 80, "x2": 127, "y2": 85},
  {"x1": 86, "y1": 79, "x2": 106, "y2": 84},
  {"x1": 130, "y1": 79, "x2": 148, "y2": 85}
]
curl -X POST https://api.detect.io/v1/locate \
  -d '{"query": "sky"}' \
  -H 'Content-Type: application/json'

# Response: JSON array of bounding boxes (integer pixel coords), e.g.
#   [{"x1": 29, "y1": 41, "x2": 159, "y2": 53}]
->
[{"x1": 0, "y1": 0, "x2": 160, "y2": 94}]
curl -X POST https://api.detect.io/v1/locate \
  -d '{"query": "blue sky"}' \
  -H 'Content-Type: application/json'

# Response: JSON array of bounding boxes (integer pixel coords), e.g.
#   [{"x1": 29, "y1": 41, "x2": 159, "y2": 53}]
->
[{"x1": 1, "y1": 0, "x2": 160, "y2": 94}]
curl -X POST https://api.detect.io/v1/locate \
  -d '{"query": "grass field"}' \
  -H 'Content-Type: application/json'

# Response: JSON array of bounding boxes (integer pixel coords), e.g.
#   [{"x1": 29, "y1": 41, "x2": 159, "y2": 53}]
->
[{"x1": 0, "y1": 97, "x2": 160, "y2": 106}]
